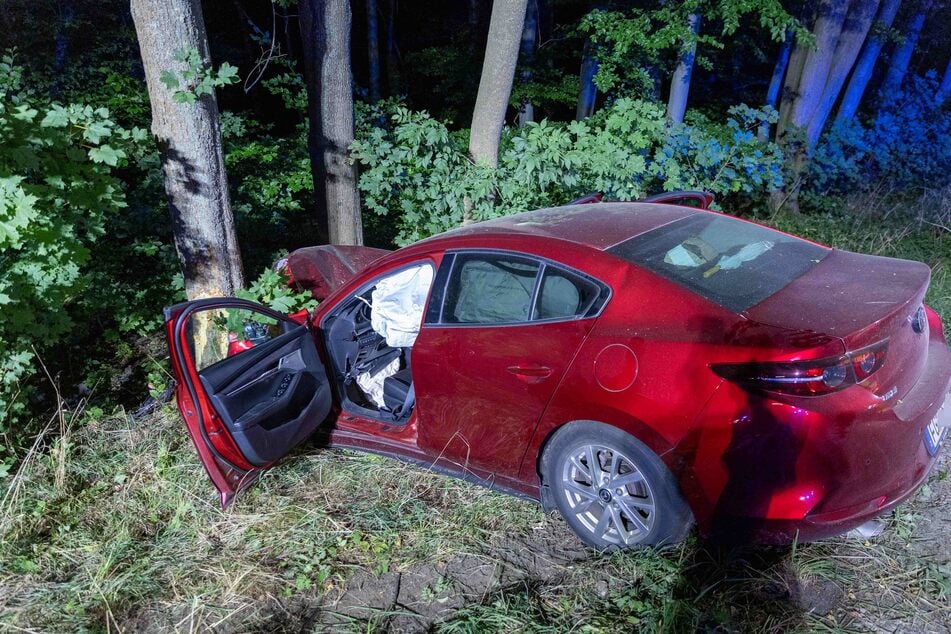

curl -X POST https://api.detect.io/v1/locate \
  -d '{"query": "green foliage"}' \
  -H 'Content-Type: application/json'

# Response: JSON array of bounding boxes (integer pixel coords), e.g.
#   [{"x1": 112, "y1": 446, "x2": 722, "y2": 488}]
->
[
  {"x1": 579, "y1": 1, "x2": 805, "y2": 96},
  {"x1": 351, "y1": 99, "x2": 783, "y2": 244},
  {"x1": 0, "y1": 53, "x2": 141, "y2": 445},
  {"x1": 235, "y1": 267, "x2": 317, "y2": 315},
  {"x1": 810, "y1": 73, "x2": 951, "y2": 198},
  {"x1": 159, "y1": 47, "x2": 239, "y2": 105},
  {"x1": 510, "y1": 72, "x2": 581, "y2": 112}
]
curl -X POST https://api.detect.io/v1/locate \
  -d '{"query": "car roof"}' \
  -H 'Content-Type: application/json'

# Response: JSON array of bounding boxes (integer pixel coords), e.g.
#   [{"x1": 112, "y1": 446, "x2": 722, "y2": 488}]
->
[{"x1": 420, "y1": 202, "x2": 701, "y2": 251}]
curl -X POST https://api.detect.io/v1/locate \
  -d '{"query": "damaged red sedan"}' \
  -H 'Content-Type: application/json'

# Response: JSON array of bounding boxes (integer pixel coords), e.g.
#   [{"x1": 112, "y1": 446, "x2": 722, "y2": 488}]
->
[{"x1": 164, "y1": 201, "x2": 951, "y2": 548}]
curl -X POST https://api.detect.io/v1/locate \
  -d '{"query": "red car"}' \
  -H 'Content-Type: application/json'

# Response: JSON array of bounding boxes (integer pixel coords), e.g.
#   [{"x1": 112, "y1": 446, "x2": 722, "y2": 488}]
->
[{"x1": 165, "y1": 201, "x2": 951, "y2": 548}]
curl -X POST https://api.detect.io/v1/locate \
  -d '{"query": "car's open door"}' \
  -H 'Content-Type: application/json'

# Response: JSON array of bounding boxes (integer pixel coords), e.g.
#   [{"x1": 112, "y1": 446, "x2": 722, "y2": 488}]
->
[{"x1": 164, "y1": 298, "x2": 334, "y2": 506}]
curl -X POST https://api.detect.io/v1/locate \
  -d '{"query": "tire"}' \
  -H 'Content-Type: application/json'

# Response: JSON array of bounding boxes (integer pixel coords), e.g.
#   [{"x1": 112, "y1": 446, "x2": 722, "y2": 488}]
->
[{"x1": 544, "y1": 421, "x2": 693, "y2": 549}]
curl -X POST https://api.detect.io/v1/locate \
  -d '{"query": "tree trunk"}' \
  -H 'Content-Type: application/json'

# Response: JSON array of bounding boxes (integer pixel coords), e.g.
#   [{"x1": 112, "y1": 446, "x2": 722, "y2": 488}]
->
[
  {"x1": 51, "y1": 0, "x2": 75, "y2": 96},
  {"x1": 805, "y1": 0, "x2": 881, "y2": 146},
  {"x1": 465, "y1": 0, "x2": 528, "y2": 224},
  {"x1": 385, "y1": 0, "x2": 401, "y2": 95},
  {"x1": 937, "y1": 56, "x2": 951, "y2": 105},
  {"x1": 517, "y1": 0, "x2": 538, "y2": 126},
  {"x1": 130, "y1": 0, "x2": 245, "y2": 300},
  {"x1": 879, "y1": 0, "x2": 932, "y2": 97},
  {"x1": 468, "y1": 0, "x2": 480, "y2": 29},
  {"x1": 773, "y1": 0, "x2": 849, "y2": 214},
  {"x1": 759, "y1": 29, "x2": 792, "y2": 140},
  {"x1": 367, "y1": 0, "x2": 381, "y2": 102},
  {"x1": 666, "y1": 12, "x2": 701, "y2": 125},
  {"x1": 576, "y1": 39, "x2": 598, "y2": 120},
  {"x1": 298, "y1": 0, "x2": 364, "y2": 246},
  {"x1": 469, "y1": 0, "x2": 528, "y2": 169},
  {"x1": 778, "y1": 0, "x2": 849, "y2": 139},
  {"x1": 835, "y1": 0, "x2": 903, "y2": 124}
]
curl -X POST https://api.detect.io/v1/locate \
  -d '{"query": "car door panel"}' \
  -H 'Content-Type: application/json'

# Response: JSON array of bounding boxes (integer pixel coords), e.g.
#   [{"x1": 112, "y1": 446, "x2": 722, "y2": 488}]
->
[
  {"x1": 200, "y1": 325, "x2": 332, "y2": 465},
  {"x1": 414, "y1": 320, "x2": 593, "y2": 477},
  {"x1": 165, "y1": 298, "x2": 334, "y2": 505}
]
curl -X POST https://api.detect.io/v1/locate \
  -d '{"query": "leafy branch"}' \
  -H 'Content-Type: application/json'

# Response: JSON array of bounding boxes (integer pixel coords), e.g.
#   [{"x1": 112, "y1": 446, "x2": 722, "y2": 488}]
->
[{"x1": 159, "y1": 48, "x2": 239, "y2": 105}]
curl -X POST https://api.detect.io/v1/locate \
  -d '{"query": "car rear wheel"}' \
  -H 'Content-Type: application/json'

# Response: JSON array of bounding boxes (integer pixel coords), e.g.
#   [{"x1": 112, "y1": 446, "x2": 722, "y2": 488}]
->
[{"x1": 545, "y1": 422, "x2": 693, "y2": 549}]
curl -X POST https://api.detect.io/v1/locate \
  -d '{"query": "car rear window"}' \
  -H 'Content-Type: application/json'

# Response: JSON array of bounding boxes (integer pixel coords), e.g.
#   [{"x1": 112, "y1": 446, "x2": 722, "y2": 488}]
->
[{"x1": 607, "y1": 214, "x2": 829, "y2": 312}]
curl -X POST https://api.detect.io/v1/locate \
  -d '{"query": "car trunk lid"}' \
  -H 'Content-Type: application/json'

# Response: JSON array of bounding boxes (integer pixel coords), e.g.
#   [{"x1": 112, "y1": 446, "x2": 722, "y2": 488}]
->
[{"x1": 745, "y1": 249, "x2": 932, "y2": 399}]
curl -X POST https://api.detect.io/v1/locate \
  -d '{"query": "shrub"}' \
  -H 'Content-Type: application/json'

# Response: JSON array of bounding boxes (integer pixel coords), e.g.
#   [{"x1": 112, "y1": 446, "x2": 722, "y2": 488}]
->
[
  {"x1": 0, "y1": 55, "x2": 142, "y2": 442},
  {"x1": 351, "y1": 99, "x2": 783, "y2": 244},
  {"x1": 811, "y1": 73, "x2": 951, "y2": 197}
]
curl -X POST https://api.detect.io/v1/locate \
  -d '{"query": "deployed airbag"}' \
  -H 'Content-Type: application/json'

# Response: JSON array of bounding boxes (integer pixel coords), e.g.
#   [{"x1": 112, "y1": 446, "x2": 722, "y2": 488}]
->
[{"x1": 370, "y1": 264, "x2": 434, "y2": 347}]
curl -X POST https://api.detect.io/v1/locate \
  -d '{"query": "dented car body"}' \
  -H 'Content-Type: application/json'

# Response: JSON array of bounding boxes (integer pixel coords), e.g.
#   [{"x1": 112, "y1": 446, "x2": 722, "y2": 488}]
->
[{"x1": 165, "y1": 202, "x2": 951, "y2": 547}]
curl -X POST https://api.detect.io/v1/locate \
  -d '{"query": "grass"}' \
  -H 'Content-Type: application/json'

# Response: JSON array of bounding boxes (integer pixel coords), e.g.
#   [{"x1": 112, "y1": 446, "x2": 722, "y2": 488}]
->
[{"x1": 1, "y1": 199, "x2": 949, "y2": 632}]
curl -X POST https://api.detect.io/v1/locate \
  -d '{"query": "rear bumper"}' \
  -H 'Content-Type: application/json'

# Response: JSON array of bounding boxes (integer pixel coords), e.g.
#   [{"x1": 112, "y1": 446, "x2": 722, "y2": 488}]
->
[
  {"x1": 711, "y1": 447, "x2": 941, "y2": 543},
  {"x1": 700, "y1": 334, "x2": 951, "y2": 544}
]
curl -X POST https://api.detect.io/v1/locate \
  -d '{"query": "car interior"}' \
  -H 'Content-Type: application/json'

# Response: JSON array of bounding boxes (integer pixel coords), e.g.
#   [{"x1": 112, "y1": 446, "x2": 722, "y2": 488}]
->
[{"x1": 322, "y1": 263, "x2": 434, "y2": 425}]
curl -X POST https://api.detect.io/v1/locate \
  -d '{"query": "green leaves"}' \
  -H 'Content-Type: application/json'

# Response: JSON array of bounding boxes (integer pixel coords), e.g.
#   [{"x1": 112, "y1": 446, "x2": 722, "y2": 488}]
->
[
  {"x1": 161, "y1": 48, "x2": 240, "y2": 105},
  {"x1": 0, "y1": 59, "x2": 138, "y2": 437},
  {"x1": 350, "y1": 99, "x2": 784, "y2": 245},
  {"x1": 88, "y1": 144, "x2": 125, "y2": 166}
]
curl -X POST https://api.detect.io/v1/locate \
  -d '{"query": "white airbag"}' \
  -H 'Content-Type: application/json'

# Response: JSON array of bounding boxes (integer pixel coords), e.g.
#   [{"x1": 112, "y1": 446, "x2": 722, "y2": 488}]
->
[{"x1": 370, "y1": 264, "x2": 434, "y2": 348}]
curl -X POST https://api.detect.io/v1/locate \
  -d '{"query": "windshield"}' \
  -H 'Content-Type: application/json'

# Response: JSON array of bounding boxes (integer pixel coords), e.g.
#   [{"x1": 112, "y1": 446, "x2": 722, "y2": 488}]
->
[{"x1": 607, "y1": 214, "x2": 829, "y2": 312}]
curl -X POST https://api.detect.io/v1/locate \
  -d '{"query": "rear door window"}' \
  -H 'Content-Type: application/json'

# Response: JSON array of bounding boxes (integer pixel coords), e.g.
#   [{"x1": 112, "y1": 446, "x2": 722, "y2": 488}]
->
[
  {"x1": 608, "y1": 214, "x2": 829, "y2": 312},
  {"x1": 444, "y1": 254, "x2": 540, "y2": 324}
]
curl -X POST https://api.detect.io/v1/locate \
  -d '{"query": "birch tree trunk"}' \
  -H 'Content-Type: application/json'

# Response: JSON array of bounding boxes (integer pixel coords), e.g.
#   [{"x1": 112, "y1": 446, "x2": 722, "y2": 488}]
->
[
  {"x1": 666, "y1": 13, "x2": 702, "y2": 125},
  {"x1": 835, "y1": 0, "x2": 903, "y2": 124},
  {"x1": 130, "y1": 0, "x2": 245, "y2": 300},
  {"x1": 299, "y1": 0, "x2": 364, "y2": 245},
  {"x1": 879, "y1": 0, "x2": 932, "y2": 96},
  {"x1": 367, "y1": 0, "x2": 381, "y2": 102},
  {"x1": 805, "y1": 0, "x2": 881, "y2": 146},
  {"x1": 469, "y1": 0, "x2": 528, "y2": 169}
]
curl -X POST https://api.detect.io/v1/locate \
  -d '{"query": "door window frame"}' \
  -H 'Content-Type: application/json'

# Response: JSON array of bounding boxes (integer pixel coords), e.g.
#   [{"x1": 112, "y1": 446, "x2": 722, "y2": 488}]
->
[{"x1": 424, "y1": 249, "x2": 612, "y2": 328}]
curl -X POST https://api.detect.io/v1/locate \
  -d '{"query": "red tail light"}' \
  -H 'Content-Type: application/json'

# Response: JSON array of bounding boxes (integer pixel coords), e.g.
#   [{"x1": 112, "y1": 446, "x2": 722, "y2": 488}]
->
[{"x1": 712, "y1": 341, "x2": 888, "y2": 397}]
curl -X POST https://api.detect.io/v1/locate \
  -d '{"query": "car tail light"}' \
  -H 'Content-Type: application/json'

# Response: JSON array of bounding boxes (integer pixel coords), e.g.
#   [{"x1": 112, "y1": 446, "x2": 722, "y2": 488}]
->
[{"x1": 711, "y1": 341, "x2": 888, "y2": 397}]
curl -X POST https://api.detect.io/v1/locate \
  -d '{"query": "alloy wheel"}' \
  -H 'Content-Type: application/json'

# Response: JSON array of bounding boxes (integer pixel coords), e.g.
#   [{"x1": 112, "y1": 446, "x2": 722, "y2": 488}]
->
[{"x1": 559, "y1": 443, "x2": 656, "y2": 546}]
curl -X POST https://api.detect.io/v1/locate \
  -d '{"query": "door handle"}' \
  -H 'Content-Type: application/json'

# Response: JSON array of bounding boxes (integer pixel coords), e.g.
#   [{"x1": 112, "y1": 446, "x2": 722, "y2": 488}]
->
[{"x1": 507, "y1": 364, "x2": 553, "y2": 383}]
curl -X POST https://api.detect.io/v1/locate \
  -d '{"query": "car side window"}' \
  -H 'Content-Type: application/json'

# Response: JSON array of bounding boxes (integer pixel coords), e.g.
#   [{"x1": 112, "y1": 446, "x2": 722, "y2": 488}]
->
[
  {"x1": 443, "y1": 254, "x2": 540, "y2": 324},
  {"x1": 184, "y1": 307, "x2": 287, "y2": 372},
  {"x1": 535, "y1": 267, "x2": 601, "y2": 320}
]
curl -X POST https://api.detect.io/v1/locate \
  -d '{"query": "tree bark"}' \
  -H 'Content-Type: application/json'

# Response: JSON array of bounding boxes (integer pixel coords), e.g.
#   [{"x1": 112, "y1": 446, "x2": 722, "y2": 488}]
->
[
  {"x1": 298, "y1": 0, "x2": 364, "y2": 246},
  {"x1": 666, "y1": 12, "x2": 702, "y2": 125},
  {"x1": 778, "y1": 0, "x2": 850, "y2": 140},
  {"x1": 835, "y1": 0, "x2": 903, "y2": 124},
  {"x1": 130, "y1": 0, "x2": 245, "y2": 300},
  {"x1": 469, "y1": 0, "x2": 528, "y2": 169},
  {"x1": 879, "y1": 0, "x2": 932, "y2": 96},
  {"x1": 805, "y1": 0, "x2": 881, "y2": 146},
  {"x1": 759, "y1": 29, "x2": 792, "y2": 140},
  {"x1": 367, "y1": 0, "x2": 381, "y2": 102},
  {"x1": 517, "y1": 0, "x2": 538, "y2": 126},
  {"x1": 576, "y1": 39, "x2": 598, "y2": 120},
  {"x1": 385, "y1": 0, "x2": 401, "y2": 95},
  {"x1": 937, "y1": 56, "x2": 951, "y2": 105},
  {"x1": 773, "y1": 0, "x2": 849, "y2": 214}
]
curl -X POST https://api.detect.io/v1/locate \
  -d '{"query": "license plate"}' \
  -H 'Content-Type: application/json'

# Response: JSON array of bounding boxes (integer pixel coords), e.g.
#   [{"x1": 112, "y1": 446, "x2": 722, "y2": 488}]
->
[{"x1": 924, "y1": 393, "x2": 950, "y2": 456}]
